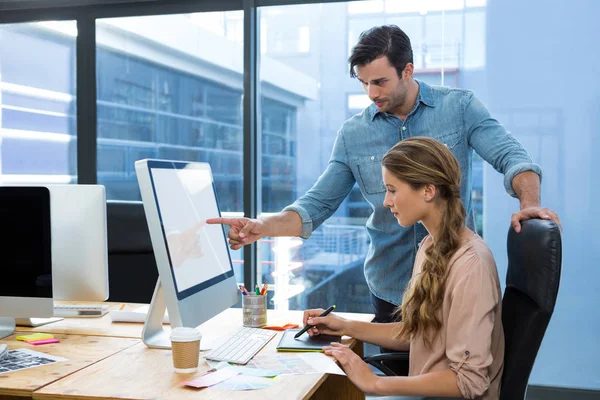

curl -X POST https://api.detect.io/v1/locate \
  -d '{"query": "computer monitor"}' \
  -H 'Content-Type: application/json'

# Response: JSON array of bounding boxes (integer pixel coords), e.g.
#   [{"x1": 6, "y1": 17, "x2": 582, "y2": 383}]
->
[
  {"x1": 5, "y1": 184, "x2": 109, "y2": 302},
  {"x1": 0, "y1": 187, "x2": 54, "y2": 339},
  {"x1": 135, "y1": 159, "x2": 238, "y2": 349},
  {"x1": 43, "y1": 184, "x2": 109, "y2": 302}
]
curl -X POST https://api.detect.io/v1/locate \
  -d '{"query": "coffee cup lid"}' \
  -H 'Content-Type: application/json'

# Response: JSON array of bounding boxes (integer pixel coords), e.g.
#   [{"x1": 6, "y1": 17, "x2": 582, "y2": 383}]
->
[{"x1": 170, "y1": 327, "x2": 202, "y2": 342}]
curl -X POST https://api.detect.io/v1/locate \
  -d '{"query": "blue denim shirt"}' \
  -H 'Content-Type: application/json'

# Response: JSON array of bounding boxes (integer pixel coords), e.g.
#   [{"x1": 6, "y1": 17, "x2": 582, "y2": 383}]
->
[{"x1": 284, "y1": 80, "x2": 541, "y2": 306}]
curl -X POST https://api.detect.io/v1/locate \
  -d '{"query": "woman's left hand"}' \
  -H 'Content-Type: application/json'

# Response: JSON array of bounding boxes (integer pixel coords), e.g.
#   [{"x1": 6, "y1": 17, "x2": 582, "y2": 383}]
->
[{"x1": 323, "y1": 342, "x2": 380, "y2": 394}]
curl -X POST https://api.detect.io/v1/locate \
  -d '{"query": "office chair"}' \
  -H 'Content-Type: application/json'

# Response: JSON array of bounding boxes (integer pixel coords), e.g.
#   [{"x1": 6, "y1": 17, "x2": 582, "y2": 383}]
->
[
  {"x1": 363, "y1": 219, "x2": 562, "y2": 400},
  {"x1": 106, "y1": 200, "x2": 158, "y2": 303}
]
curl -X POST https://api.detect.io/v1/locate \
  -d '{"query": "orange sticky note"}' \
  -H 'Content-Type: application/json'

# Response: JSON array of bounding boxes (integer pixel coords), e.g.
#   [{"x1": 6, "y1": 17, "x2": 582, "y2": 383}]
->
[{"x1": 263, "y1": 323, "x2": 299, "y2": 331}]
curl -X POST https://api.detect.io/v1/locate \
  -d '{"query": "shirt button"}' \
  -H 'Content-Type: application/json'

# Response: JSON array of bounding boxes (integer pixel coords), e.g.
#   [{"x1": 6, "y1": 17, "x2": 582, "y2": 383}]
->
[
  {"x1": 370, "y1": 156, "x2": 375, "y2": 160},
  {"x1": 465, "y1": 350, "x2": 470, "y2": 356},
  {"x1": 402, "y1": 126, "x2": 406, "y2": 131}
]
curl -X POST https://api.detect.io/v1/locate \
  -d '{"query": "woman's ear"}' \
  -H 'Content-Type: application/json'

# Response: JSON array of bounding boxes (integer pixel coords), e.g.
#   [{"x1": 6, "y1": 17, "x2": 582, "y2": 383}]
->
[{"x1": 423, "y1": 184, "x2": 437, "y2": 203}]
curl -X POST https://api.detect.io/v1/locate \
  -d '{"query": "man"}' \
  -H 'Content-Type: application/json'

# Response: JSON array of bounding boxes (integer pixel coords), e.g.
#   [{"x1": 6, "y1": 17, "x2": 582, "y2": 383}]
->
[{"x1": 208, "y1": 25, "x2": 561, "y2": 324}]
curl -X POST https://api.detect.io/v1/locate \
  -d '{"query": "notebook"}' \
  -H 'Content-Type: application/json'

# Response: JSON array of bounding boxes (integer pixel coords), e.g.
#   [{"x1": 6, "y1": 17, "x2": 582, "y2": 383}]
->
[{"x1": 276, "y1": 329, "x2": 341, "y2": 352}]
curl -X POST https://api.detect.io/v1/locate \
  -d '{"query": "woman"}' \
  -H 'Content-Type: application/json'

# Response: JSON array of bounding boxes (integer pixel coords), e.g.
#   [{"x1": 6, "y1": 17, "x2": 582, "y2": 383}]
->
[{"x1": 303, "y1": 137, "x2": 504, "y2": 399}]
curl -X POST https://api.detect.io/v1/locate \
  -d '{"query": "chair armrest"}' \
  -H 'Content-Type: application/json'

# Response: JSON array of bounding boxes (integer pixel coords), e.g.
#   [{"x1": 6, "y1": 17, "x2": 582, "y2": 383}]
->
[{"x1": 363, "y1": 351, "x2": 410, "y2": 376}]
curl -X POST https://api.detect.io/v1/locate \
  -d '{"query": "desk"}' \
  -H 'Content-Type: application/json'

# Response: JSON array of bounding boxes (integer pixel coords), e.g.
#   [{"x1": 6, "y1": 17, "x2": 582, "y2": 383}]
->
[
  {"x1": 15, "y1": 302, "x2": 151, "y2": 339},
  {"x1": 0, "y1": 333, "x2": 137, "y2": 400},
  {"x1": 32, "y1": 308, "x2": 373, "y2": 400}
]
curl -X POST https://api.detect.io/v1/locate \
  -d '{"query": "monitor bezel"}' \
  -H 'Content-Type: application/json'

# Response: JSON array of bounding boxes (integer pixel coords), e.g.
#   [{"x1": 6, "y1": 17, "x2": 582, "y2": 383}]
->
[{"x1": 144, "y1": 159, "x2": 235, "y2": 301}]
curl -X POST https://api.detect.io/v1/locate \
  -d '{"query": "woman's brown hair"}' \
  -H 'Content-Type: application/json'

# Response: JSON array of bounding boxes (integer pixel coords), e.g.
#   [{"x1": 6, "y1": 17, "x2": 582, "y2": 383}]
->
[{"x1": 382, "y1": 137, "x2": 466, "y2": 348}]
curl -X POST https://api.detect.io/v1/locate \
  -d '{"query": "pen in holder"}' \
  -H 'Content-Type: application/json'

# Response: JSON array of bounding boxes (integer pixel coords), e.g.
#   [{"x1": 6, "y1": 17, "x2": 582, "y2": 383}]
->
[{"x1": 242, "y1": 294, "x2": 267, "y2": 328}]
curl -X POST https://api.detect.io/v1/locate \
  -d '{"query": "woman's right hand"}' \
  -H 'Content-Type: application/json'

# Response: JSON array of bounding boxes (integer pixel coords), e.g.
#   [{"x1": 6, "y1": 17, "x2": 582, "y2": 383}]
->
[{"x1": 302, "y1": 309, "x2": 349, "y2": 337}]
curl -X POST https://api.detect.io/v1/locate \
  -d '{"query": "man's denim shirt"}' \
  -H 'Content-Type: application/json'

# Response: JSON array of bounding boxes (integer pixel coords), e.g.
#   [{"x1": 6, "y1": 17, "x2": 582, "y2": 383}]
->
[{"x1": 283, "y1": 80, "x2": 541, "y2": 306}]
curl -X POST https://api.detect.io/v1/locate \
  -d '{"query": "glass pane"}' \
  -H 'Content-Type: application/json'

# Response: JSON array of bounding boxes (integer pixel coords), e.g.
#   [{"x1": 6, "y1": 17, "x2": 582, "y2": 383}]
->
[
  {"x1": 480, "y1": 1, "x2": 598, "y2": 390},
  {"x1": 0, "y1": 22, "x2": 77, "y2": 184},
  {"x1": 463, "y1": 10, "x2": 486, "y2": 69},
  {"x1": 386, "y1": 0, "x2": 464, "y2": 14},
  {"x1": 95, "y1": 13, "x2": 244, "y2": 283},
  {"x1": 466, "y1": 0, "x2": 486, "y2": 7},
  {"x1": 424, "y1": 12, "x2": 462, "y2": 69},
  {"x1": 348, "y1": 0, "x2": 384, "y2": 14}
]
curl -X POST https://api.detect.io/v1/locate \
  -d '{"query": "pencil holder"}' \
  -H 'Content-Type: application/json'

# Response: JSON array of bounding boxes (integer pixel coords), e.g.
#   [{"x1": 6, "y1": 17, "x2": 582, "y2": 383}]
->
[{"x1": 242, "y1": 294, "x2": 267, "y2": 328}]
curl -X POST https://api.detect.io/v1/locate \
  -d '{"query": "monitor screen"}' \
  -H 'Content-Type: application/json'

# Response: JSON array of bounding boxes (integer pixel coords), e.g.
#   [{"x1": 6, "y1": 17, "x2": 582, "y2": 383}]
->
[
  {"x1": 0, "y1": 187, "x2": 52, "y2": 298},
  {"x1": 147, "y1": 161, "x2": 234, "y2": 299}
]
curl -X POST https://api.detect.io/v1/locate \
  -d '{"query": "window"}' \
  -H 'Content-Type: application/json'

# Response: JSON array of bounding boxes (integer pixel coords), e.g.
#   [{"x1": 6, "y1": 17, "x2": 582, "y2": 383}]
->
[
  {"x1": 348, "y1": 1, "x2": 384, "y2": 14},
  {"x1": 95, "y1": 13, "x2": 244, "y2": 282},
  {"x1": 260, "y1": 3, "x2": 374, "y2": 314},
  {"x1": 0, "y1": 22, "x2": 77, "y2": 184},
  {"x1": 261, "y1": 6, "x2": 314, "y2": 55}
]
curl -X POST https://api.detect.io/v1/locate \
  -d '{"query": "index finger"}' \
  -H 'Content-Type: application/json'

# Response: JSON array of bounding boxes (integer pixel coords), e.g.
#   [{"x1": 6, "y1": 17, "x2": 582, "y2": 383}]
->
[{"x1": 206, "y1": 217, "x2": 237, "y2": 226}]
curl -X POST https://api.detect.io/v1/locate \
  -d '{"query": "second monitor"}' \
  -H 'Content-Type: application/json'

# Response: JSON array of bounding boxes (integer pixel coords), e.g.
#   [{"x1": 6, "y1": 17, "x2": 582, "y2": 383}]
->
[{"x1": 46, "y1": 184, "x2": 109, "y2": 302}]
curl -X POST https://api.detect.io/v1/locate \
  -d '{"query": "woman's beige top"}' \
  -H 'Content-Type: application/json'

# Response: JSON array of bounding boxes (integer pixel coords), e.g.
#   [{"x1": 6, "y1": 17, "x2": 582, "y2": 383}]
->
[{"x1": 408, "y1": 232, "x2": 505, "y2": 400}]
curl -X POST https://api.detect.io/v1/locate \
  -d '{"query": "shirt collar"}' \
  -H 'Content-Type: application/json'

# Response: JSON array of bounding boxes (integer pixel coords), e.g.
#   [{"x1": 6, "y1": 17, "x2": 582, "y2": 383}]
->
[{"x1": 368, "y1": 79, "x2": 436, "y2": 121}]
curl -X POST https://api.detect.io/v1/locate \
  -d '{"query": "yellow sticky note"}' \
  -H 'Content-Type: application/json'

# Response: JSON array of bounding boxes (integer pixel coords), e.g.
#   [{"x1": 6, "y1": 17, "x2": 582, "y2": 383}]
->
[{"x1": 16, "y1": 333, "x2": 54, "y2": 341}]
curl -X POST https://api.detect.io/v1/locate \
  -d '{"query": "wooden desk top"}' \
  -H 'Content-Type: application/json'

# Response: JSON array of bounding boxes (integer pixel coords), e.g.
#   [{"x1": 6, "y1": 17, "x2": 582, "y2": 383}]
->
[
  {"x1": 16, "y1": 302, "x2": 374, "y2": 344},
  {"x1": 0, "y1": 333, "x2": 138, "y2": 398},
  {"x1": 15, "y1": 302, "x2": 151, "y2": 339},
  {"x1": 33, "y1": 310, "x2": 374, "y2": 400}
]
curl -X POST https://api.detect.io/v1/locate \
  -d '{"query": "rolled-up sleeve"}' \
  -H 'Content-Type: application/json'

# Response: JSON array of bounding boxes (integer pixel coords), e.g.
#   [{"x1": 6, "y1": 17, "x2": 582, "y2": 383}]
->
[
  {"x1": 463, "y1": 92, "x2": 542, "y2": 198},
  {"x1": 446, "y1": 256, "x2": 500, "y2": 399},
  {"x1": 282, "y1": 130, "x2": 355, "y2": 239}
]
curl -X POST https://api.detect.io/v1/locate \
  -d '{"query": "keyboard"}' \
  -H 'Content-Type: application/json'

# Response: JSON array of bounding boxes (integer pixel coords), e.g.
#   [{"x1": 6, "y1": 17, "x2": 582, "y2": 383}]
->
[
  {"x1": 53, "y1": 304, "x2": 110, "y2": 318},
  {"x1": 203, "y1": 327, "x2": 277, "y2": 365},
  {"x1": 109, "y1": 306, "x2": 169, "y2": 324}
]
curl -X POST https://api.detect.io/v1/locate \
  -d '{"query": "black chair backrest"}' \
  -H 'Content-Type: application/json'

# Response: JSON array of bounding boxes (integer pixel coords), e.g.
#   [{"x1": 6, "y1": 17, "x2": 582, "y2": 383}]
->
[
  {"x1": 106, "y1": 200, "x2": 158, "y2": 303},
  {"x1": 500, "y1": 219, "x2": 562, "y2": 400}
]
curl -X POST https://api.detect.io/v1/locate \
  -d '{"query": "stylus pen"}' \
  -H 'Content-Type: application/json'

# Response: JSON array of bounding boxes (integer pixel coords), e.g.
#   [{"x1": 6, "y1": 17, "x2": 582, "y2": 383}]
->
[{"x1": 294, "y1": 305, "x2": 336, "y2": 339}]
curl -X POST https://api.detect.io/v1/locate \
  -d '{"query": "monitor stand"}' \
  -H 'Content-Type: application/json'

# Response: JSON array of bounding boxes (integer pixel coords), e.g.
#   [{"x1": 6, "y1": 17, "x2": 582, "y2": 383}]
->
[
  {"x1": 15, "y1": 317, "x2": 63, "y2": 327},
  {"x1": 0, "y1": 317, "x2": 16, "y2": 340},
  {"x1": 142, "y1": 280, "x2": 179, "y2": 349}
]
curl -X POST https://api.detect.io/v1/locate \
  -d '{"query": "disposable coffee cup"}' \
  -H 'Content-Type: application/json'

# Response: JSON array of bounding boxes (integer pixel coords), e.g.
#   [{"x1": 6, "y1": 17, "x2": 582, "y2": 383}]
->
[{"x1": 170, "y1": 327, "x2": 202, "y2": 373}]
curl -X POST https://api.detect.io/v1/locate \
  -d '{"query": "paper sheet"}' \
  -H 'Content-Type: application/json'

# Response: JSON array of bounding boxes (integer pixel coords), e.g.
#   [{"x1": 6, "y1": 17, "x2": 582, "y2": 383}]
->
[
  {"x1": 211, "y1": 374, "x2": 278, "y2": 391},
  {"x1": 209, "y1": 353, "x2": 345, "y2": 376},
  {"x1": 205, "y1": 361, "x2": 279, "y2": 377},
  {"x1": 230, "y1": 365, "x2": 280, "y2": 377},
  {"x1": 181, "y1": 367, "x2": 239, "y2": 388},
  {"x1": 0, "y1": 348, "x2": 67, "y2": 375},
  {"x1": 296, "y1": 352, "x2": 345, "y2": 376}
]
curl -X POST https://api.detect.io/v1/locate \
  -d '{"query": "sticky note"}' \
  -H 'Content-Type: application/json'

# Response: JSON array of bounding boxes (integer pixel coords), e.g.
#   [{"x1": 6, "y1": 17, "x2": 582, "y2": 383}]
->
[
  {"x1": 263, "y1": 323, "x2": 299, "y2": 331},
  {"x1": 26, "y1": 338, "x2": 60, "y2": 345},
  {"x1": 16, "y1": 333, "x2": 54, "y2": 341}
]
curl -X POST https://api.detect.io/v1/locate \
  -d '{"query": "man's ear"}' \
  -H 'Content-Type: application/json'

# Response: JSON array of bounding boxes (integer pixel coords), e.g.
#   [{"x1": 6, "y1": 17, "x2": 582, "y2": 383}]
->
[
  {"x1": 423, "y1": 184, "x2": 437, "y2": 202},
  {"x1": 402, "y1": 63, "x2": 414, "y2": 80}
]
